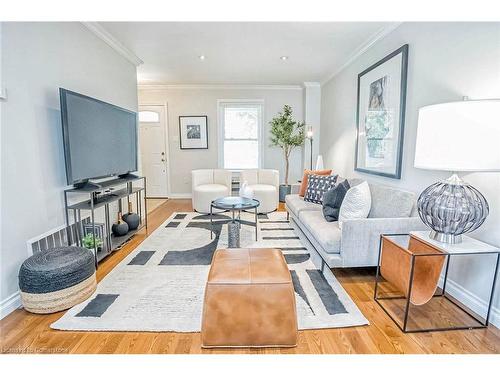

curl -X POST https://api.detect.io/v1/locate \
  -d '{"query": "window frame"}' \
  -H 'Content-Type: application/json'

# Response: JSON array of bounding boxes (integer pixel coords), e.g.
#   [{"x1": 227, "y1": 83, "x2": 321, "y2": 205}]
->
[{"x1": 217, "y1": 99, "x2": 264, "y2": 171}]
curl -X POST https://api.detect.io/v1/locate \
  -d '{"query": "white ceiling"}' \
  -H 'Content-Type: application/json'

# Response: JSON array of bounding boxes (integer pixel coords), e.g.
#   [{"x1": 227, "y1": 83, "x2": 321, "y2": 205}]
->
[{"x1": 100, "y1": 22, "x2": 397, "y2": 85}]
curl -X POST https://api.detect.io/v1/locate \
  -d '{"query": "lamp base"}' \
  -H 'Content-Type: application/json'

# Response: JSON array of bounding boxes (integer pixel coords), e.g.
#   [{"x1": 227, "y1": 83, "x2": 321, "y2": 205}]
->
[
  {"x1": 429, "y1": 230, "x2": 462, "y2": 244},
  {"x1": 417, "y1": 173, "x2": 489, "y2": 245}
]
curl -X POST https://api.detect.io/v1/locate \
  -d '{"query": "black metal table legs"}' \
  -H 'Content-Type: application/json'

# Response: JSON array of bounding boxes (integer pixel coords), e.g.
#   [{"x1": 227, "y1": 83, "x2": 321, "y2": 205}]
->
[{"x1": 374, "y1": 234, "x2": 500, "y2": 333}]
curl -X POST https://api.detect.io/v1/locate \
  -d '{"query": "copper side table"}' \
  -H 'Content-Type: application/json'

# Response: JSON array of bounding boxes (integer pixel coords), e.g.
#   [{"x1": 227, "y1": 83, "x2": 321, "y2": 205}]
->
[{"x1": 374, "y1": 231, "x2": 500, "y2": 333}]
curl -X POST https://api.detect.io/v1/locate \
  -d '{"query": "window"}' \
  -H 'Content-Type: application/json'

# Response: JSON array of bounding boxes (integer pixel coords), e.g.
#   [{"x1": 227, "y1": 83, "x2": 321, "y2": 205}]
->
[
  {"x1": 138, "y1": 110, "x2": 160, "y2": 123},
  {"x1": 218, "y1": 101, "x2": 263, "y2": 169}
]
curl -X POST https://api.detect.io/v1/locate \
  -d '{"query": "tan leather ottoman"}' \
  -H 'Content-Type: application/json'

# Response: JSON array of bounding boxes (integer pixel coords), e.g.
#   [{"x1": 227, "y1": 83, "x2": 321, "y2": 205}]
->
[{"x1": 201, "y1": 248, "x2": 298, "y2": 348}]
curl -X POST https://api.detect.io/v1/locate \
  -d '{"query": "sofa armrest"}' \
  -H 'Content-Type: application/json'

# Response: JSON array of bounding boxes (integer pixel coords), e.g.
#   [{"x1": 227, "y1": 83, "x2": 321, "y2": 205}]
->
[{"x1": 340, "y1": 217, "x2": 428, "y2": 267}]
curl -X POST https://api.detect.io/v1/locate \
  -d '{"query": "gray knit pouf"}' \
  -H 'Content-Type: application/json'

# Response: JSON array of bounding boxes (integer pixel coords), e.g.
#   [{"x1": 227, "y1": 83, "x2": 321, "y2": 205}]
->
[{"x1": 19, "y1": 247, "x2": 96, "y2": 314}]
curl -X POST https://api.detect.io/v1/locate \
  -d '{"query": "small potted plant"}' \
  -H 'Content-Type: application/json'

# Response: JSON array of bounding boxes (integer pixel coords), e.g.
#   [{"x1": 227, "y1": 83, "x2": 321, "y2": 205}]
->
[
  {"x1": 82, "y1": 233, "x2": 104, "y2": 252},
  {"x1": 269, "y1": 105, "x2": 305, "y2": 202}
]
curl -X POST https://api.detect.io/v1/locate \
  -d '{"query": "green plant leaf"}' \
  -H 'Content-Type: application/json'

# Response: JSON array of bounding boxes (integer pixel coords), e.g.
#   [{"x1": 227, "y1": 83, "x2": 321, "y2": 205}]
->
[{"x1": 269, "y1": 105, "x2": 305, "y2": 184}]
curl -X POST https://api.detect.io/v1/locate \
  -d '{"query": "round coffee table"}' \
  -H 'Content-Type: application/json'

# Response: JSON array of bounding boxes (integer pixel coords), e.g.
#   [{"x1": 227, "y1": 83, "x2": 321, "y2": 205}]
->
[{"x1": 210, "y1": 197, "x2": 260, "y2": 248}]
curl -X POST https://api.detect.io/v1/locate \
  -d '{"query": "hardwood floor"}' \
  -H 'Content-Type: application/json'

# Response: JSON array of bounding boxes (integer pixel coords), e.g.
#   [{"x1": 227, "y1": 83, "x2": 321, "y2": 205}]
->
[{"x1": 1, "y1": 199, "x2": 499, "y2": 354}]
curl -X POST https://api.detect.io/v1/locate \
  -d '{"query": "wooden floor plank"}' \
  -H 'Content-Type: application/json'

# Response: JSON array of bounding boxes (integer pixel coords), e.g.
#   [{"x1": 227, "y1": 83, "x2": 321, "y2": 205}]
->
[{"x1": 1, "y1": 198, "x2": 499, "y2": 354}]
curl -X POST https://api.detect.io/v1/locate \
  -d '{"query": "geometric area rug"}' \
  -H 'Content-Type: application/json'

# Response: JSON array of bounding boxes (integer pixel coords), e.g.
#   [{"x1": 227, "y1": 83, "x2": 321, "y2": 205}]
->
[{"x1": 51, "y1": 211, "x2": 368, "y2": 332}]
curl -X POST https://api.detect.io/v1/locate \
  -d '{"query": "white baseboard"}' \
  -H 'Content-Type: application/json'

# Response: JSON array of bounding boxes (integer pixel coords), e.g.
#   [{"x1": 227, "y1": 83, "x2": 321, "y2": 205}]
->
[
  {"x1": 168, "y1": 193, "x2": 192, "y2": 199},
  {"x1": 440, "y1": 276, "x2": 500, "y2": 328},
  {"x1": 0, "y1": 291, "x2": 22, "y2": 320}
]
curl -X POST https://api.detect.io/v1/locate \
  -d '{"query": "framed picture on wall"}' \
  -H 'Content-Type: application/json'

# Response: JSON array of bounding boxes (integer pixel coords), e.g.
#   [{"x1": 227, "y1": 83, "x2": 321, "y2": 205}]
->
[
  {"x1": 179, "y1": 115, "x2": 208, "y2": 149},
  {"x1": 355, "y1": 44, "x2": 408, "y2": 179}
]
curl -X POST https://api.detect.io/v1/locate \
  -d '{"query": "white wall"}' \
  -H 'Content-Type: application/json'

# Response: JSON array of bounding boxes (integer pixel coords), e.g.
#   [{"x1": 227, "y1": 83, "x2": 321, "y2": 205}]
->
[
  {"x1": 138, "y1": 86, "x2": 305, "y2": 194},
  {"x1": 320, "y1": 22, "x2": 500, "y2": 324},
  {"x1": 0, "y1": 22, "x2": 138, "y2": 316}
]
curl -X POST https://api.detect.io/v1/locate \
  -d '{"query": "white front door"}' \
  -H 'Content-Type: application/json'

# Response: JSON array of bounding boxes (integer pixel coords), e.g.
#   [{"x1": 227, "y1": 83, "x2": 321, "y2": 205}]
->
[{"x1": 139, "y1": 105, "x2": 169, "y2": 197}]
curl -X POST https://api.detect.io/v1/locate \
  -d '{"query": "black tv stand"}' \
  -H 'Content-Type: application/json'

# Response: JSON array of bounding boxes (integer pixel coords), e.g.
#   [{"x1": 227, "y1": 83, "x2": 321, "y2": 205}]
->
[
  {"x1": 73, "y1": 180, "x2": 102, "y2": 190},
  {"x1": 118, "y1": 173, "x2": 139, "y2": 180},
  {"x1": 72, "y1": 174, "x2": 140, "y2": 190},
  {"x1": 64, "y1": 176, "x2": 147, "y2": 267}
]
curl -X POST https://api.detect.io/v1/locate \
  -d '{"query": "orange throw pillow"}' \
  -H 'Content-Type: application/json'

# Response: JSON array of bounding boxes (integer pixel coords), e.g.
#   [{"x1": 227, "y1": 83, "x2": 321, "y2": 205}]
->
[{"x1": 299, "y1": 169, "x2": 332, "y2": 197}]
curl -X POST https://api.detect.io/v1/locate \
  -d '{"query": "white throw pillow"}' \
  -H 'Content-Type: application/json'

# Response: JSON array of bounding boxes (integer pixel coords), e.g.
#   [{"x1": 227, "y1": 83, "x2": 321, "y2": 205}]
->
[{"x1": 338, "y1": 181, "x2": 371, "y2": 229}]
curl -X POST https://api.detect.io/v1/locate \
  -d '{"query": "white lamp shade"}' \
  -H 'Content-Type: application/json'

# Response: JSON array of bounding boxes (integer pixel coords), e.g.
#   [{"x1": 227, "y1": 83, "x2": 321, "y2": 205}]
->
[
  {"x1": 414, "y1": 100, "x2": 500, "y2": 172},
  {"x1": 315, "y1": 155, "x2": 324, "y2": 170}
]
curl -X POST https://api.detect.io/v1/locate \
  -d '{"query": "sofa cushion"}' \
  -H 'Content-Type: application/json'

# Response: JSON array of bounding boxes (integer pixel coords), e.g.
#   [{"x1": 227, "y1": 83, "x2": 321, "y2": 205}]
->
[
  {"x1": 322, "y1": 179, "x2": 350, "y2": 222},
  {"x1": 299, "y1": 211, "x2": 341, "y2": 254},
  {"x1": 368, "y1": 184, "x2": 416, "y2": 218},
  {"x1": 346, "y1": 178, "x2": 416, "y2": 218},
  {"x1": 285, "y1": 194, "x2": 321, "y2": 217}
]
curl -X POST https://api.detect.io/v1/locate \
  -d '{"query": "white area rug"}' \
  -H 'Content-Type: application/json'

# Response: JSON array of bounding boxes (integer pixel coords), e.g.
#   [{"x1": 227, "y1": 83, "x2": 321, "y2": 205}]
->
[{"x1": 52, "y1": 211, "x2": 368, "y2": 332}]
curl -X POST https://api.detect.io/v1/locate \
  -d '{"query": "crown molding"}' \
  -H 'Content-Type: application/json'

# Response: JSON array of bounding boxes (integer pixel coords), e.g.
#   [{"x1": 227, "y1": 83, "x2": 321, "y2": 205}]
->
[
  {"x1": 303, "y1": 82, "x2": 321, "y2": 88},
  {"x1": 82, "y1": 22, "x2": 143, "y2": 66},
  {"x1": 321, "y1": 22, "x2": 403, "y2": 85},
  {"x1": 137, "y1": 84, "x2": 304, "y2": 91}
]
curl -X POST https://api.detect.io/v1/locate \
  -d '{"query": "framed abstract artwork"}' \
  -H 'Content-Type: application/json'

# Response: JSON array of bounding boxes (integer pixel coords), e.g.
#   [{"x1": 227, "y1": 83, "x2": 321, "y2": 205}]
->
[
  {"x1": 355, "y1": 44, "x2": 409, "y2": 179},
  {"x1": 179, "y1": 115, "x2": 208, "y2": 149}
]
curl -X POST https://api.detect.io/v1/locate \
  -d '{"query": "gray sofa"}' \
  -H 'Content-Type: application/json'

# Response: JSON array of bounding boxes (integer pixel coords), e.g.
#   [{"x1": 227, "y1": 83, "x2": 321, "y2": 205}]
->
[{"x1": 285, "y1": 179, "x2": 427, "y2": 268}]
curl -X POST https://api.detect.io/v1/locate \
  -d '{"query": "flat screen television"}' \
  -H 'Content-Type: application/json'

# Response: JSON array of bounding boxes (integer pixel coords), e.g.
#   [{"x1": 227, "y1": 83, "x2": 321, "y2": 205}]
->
[{"x1": 60, "y1": 88, "x2": 138, "y2": 186}]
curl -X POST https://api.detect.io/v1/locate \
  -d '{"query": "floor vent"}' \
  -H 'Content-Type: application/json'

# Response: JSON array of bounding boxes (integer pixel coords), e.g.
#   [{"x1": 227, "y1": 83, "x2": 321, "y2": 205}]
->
[{"x1": 27, "y1": 218, "x2": 90, "y2": 255}]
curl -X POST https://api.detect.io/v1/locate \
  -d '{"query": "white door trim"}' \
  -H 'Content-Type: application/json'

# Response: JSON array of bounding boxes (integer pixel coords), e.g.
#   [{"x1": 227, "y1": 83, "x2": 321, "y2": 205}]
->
[{"x1": 138, "y1": 103, "x2": 171, "y2": 198}]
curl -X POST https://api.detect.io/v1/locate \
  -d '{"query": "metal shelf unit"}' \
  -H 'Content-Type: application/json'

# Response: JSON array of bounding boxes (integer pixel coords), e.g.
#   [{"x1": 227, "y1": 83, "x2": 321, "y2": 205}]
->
[{"x1": 63, "y1": 176, "x2": 148, "y2": 267}]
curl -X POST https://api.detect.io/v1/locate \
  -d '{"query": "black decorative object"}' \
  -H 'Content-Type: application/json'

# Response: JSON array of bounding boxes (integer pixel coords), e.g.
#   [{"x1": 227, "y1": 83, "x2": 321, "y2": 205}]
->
[
  {"x1": 122, "y1": 202, "x2": 140, "y2": 230},
  {"x1": 304, "y1": 175, "x2": 338, "y2": 204},
  {"x1": 355, "y1": 44, "x2": 408, "y2": 179},
  {"x1": 112, "y1": 212, "x2": 129, "y2": 236},
  {"x1": 322, "y1": 180, "x2": 350, "y2": 222}
]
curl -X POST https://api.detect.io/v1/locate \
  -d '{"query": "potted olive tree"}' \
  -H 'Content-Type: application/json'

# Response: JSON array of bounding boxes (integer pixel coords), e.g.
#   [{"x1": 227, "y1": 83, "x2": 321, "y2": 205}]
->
[{"x1": 269, "y1": 105, "x2": 305, "y2": 202}]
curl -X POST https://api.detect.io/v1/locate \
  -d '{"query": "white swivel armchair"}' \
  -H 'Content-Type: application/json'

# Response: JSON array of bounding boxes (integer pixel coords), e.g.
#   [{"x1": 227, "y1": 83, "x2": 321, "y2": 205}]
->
[
  {"x1": 192, "y1": 169, "x2": 232, "y2": 213},
  {"x1": 239, "y1": 169, "x2": 279, "y2": 213}
]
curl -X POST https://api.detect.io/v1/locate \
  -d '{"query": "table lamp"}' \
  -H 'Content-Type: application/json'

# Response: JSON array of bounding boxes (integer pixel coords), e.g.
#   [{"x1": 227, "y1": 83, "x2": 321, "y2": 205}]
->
[
  {"x1": 315, "y1": 155, "x2": 324, "y2": 170},
  {"x1": 414, "y1": 99, "x2": 500, "y2": 244}
]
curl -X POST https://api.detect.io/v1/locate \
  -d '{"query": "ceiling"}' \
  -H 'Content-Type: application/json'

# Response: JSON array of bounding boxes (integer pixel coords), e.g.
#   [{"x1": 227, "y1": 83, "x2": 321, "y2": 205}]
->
[{"x1": 100, "y1": 22, "x2": 397, "y2": 85}]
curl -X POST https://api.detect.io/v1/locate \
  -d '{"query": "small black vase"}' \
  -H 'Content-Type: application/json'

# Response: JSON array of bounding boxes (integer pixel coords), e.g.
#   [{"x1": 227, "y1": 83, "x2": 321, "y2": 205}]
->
[
  {"x1": 122, "y1": 202, "x2": 140, "y2": 230},
  {"x1": 112, "y1": 212, "x2": 129, "y2": 236}
]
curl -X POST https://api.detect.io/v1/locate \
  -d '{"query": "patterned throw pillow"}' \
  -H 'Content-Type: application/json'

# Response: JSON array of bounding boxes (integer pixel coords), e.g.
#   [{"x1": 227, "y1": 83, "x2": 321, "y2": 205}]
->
[
  {"x1": 304, "y1": 174, "x2": 338, "y2": 204},
  {"x1": 298, "y1": 169, "x2": 332, "y2": 196}
]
